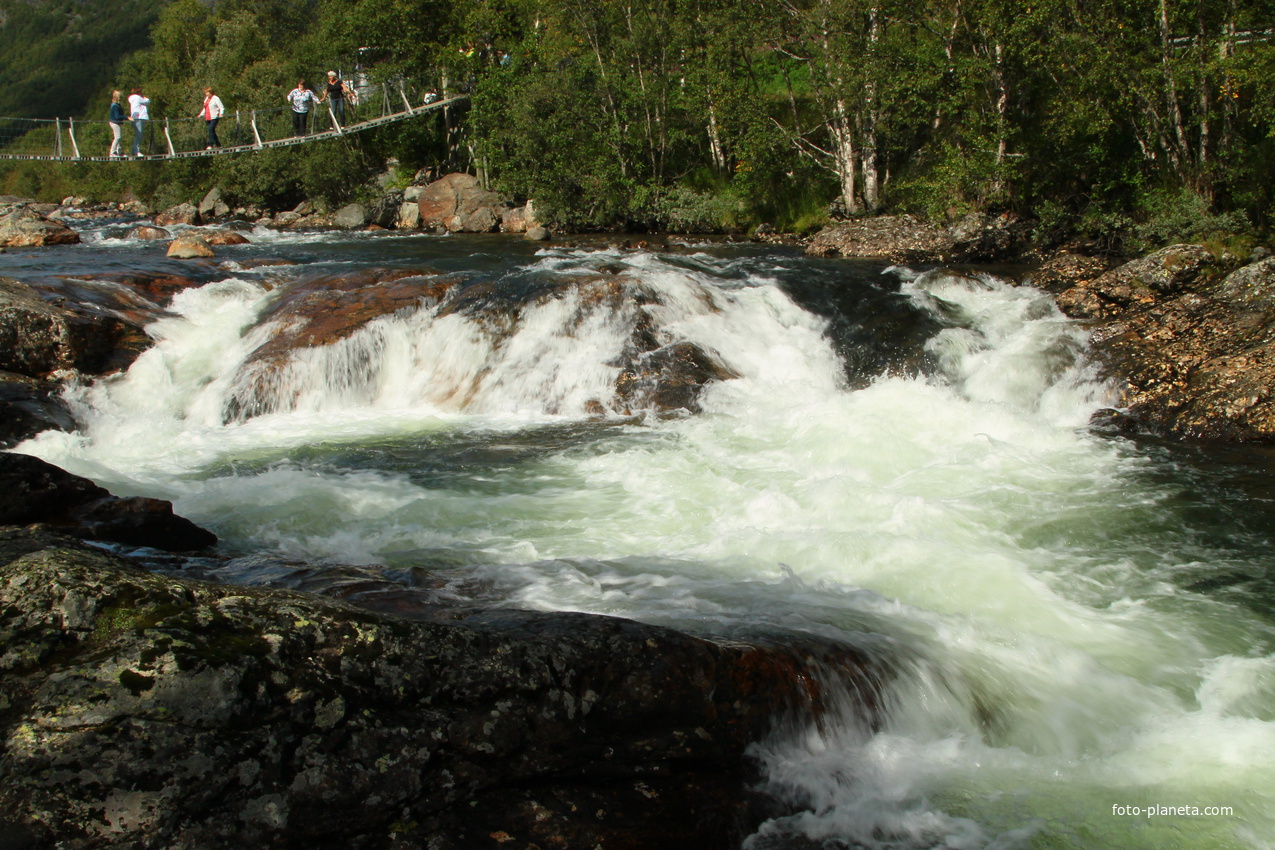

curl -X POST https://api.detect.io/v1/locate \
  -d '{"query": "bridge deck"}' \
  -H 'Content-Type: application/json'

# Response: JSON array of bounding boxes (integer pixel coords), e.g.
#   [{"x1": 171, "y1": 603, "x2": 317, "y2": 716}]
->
[{"x1": 0, "y1": 95, "x2": 465, "y2": 162}]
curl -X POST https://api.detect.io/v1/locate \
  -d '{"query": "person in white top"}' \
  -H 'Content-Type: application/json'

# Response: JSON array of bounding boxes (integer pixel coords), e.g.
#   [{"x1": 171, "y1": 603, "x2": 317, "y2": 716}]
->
[
  {"x1": 200, "y1": 87, "x2": 225, "y2": 149},
  {"x1": 128, "y1": 88, "x2": 150, "y2": 157}
]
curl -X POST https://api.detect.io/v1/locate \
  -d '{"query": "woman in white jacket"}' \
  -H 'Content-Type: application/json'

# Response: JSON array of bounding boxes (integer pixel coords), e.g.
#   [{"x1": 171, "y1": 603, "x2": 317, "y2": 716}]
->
[{"x1": 200, "y1": 87, "x2": 225, "y2": 149}]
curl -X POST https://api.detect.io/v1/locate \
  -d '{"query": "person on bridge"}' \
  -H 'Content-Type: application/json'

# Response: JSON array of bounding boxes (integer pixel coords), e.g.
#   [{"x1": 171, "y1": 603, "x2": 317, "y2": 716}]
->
[
  {"x1": 128, "y1": 88, "x2": 150, "y2": 157},
  {"x1": 108, "y1": 91, "x2": 126, "y2": 158},
  {"x1": 287, "y1": 80, "x2": 318, "y2": 137},
  {"x1": 321, "y1": 71, "x2": 346, "y2": 128},
  {"x1": 200, "y1": 87, "x2": 224, "y2": 149}
]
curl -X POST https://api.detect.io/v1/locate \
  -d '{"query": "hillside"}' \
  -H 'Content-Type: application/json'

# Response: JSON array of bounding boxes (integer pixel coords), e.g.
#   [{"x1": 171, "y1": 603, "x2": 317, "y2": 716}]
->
[{"x1": 0, "y1": 0, "x2": 171, "y2": 119}]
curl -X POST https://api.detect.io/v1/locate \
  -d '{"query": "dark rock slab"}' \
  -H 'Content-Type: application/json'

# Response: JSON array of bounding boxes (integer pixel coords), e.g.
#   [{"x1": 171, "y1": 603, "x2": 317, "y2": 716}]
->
[
  {"x1": 0, "y1": 453, "x2": 216, "y2": 550},
  {"x1": 0, "y1": 532, "x2": 879, "y2": 849},
  {"x1": 0, "y1": 373, "x2": 76, "y2": 448}
]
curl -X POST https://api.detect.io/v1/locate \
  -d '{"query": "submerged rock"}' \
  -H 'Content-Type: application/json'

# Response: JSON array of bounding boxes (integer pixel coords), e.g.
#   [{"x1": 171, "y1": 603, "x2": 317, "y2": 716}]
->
[
  {"x1": 0, "y1": 529, "x2": 878, "y2": 849},
  {"x1": 0, "y1": 202, "x2": 80, "y2": 247}
]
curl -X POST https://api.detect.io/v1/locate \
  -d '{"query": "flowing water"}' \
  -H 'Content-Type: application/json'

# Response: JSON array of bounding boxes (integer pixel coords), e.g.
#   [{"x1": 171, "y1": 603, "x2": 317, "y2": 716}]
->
[{"x1": 9, "y1": 223, "x2": 1275, "y2": 849}]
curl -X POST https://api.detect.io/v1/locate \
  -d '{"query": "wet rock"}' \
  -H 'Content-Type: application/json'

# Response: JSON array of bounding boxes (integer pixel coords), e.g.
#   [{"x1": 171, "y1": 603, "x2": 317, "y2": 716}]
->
[
  {"x1": 0, "y1": 530, "x2": 877, "y2": 849},
  {"x1": 615, "y1": 340, "x2": 740, "y2": 413},
  {"x1": 0, "y1": 276, "x2": 149, "y2": 377},
  {"x1": 168, "y1": 234, "x2": 215, "y2": 259},
  {"x1": 332, "y1": 203, "x2": 368, "y2": 229},
  {"x1": 525, "y1": 225, "x2": 550, "y2": 241},
  {"x1": 0, "y1": 374, "x2": 76, "y2": 448},
  {"x1": 418, "y1": 173, "x2": 505, "y2": 233},
  {"x1": 0, "y1": 202, "x2": 80, "y2": 247},
  {"x1": 129, "y1": 225, "x2": 170, "y2": 241},
  {"x1": 0, "y1": 454, "x2": 216, "y2": 550},
  {"x1": 224, "y1": 268, "x2": 460, "y2": 420},
  {"x1": 194, "y1": 228, "x2": 250, "y2": 246},
  {"x1": 1055, "y1": 246, "x2": 1275, "y2": 440},
  {"x1": 155, "y1": 202, "x2": 201, "y2": 227}
]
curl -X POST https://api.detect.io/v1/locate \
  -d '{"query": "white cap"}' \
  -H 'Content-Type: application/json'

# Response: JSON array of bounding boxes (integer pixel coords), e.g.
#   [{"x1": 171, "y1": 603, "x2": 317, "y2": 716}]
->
[{"x1": 327, "y1": 70, "x2": 337, "y2": 76}]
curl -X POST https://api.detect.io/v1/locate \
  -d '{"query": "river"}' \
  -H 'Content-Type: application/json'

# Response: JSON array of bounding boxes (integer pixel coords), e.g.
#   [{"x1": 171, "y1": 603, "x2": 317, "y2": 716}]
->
[{"x1": 9, "y1": 222, "x2": 1275, "y2": 849}]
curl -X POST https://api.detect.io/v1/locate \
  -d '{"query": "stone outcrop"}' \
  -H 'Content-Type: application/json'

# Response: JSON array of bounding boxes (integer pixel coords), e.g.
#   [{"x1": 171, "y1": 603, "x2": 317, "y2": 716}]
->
[
  {"x1": 1053, "y1": 245, "x2": 1275, "y2": 440},
  {"x1": 0, "y1": 202, "x2": 80, "y2": 247},
  {"x1": 0, "y1": 277, "x2": 150, "y2": 378},
  {"x1": 155, "y1": 202, "x2": 201, "y2": 227},
  {"x1": 0, "y1": 529, "x2": 877, "y2": 850},
  {"x1": 807, "y1": 213, "x2": 1027, "y2": 263},
  {"x1": 0, "y1": 453, "x2": 217, "y2": 550},
  {"x1": 417, "y1": 173, "x2": 508, "y2": 233}
]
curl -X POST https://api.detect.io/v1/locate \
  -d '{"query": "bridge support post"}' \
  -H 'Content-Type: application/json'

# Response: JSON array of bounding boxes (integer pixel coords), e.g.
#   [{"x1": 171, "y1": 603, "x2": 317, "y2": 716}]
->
[
  {"x1": 67, "y1": 118, "x2": 81, "y2": 159},
  {"x1": 398, "y1": 83, "x2": 413, "y2": 113},
  {"x1": 250, "y1": 111, "x2": 263, "y2": 148},
  {"x1": 328, "y1": 103, "x2": 344, "y2": 134},
  {"x1": 55, "y1": 118, "x2": 62, "y2": 158},
  {"x1": 164, "y1": 119, "x2": 175, "y2": 156}
]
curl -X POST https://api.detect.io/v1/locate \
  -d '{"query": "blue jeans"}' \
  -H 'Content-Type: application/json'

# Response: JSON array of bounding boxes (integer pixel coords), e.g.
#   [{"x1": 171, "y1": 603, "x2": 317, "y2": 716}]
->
[
  {"x1": 206, "y1": 118, "x2": 220, "y2": 148},
  {"x1": 131, "y1": 118, "x2": 147, "y2": 156}
]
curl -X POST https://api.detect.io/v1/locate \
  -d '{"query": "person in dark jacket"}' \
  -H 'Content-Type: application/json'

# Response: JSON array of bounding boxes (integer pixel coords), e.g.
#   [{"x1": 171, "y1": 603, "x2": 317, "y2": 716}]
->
[
  {"x1": 108, "y1": 91, "x2": 126, "y2": 158},
  {"x1": 321, "y1": 71, "x2": 346, "y2": 128}
]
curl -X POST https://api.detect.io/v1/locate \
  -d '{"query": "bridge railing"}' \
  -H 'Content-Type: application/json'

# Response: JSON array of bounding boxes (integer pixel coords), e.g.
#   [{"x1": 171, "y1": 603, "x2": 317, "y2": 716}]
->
[{"x1": 0, "y1": 76, "x2": 450, "y2": 160}]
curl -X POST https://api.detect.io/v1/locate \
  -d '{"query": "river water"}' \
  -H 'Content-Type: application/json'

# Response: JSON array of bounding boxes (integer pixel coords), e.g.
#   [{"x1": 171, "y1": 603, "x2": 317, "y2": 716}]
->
[{"x1": 9, "y1": 223, "x2": 1275, "y2": 849}]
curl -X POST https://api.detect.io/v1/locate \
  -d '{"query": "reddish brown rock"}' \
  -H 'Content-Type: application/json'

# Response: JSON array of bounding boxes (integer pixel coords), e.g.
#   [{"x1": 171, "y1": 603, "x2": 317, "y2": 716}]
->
[
  {"x1": 418, "y1": 173, "x2": 506, "y2": 233},
  {"x1": 196, "y1": 228, "x2": 250, "y2": 246}
]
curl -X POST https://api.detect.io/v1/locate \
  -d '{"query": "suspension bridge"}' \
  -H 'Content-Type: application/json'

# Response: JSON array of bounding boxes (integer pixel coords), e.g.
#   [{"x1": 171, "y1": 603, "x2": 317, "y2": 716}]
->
[{"x1": 0, "y1": 81, "x2": 466, "y2": 163}]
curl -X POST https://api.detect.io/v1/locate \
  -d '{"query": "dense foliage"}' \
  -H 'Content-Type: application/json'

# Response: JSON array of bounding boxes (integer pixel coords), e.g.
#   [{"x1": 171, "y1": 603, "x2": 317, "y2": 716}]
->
[{"x1": 2, "y1": 0, "x2": 1274, "y2": 245}]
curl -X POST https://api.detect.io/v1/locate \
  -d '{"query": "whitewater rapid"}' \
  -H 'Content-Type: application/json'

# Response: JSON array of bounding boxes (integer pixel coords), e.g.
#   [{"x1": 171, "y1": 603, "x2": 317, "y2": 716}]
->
[{"x1": 19, "y1": 244, "x2": 1275, "y2": 849}]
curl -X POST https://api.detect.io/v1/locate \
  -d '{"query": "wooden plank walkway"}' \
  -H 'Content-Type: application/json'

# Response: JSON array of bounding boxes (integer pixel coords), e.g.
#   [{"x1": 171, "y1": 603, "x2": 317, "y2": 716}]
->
[{"x1": 0, "y1": 95, "x2": 466, "y2": 163}]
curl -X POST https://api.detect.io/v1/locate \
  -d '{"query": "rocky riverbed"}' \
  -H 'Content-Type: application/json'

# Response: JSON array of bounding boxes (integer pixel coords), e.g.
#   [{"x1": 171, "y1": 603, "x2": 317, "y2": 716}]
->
[{"x1": 4, "y1": 202, "x2": 1275, "y2": 848}]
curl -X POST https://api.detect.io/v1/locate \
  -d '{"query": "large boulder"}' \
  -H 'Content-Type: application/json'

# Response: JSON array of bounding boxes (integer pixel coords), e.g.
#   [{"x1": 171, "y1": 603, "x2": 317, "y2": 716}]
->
[
  {"x1": 0, "y1": 202, "x2": 80, "y2": 247},
  {"x1": 417, "y1": 173, "x2": 505, "y2": 233},
  {"x1": 0, "y1": 453, "x2": 216, "y2": 550},
  {"x1": 0, "y1": 530, "x2": 877, "y2": 849},
  {"x1": 167, "y1": 234, "x2": 215, "y2": 259},
  {"x1": 0, "y1": 277, "x2": 149, "y2": 377},
  {"x1": 1055, "y1": 247, "x2": 1275, "y2": 440},
  {"x1": 155, "y1": 202, "x2": 201, "y2": 227},
  {"x1": 332, "y1": 203, "x2": 368, "y2": 230}
]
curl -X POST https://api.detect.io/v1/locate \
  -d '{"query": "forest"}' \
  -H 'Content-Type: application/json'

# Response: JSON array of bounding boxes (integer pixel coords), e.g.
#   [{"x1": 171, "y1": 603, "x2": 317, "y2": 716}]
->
[{"x1": 2, "y1": 0, "x2": 1274, "y2": 250}]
